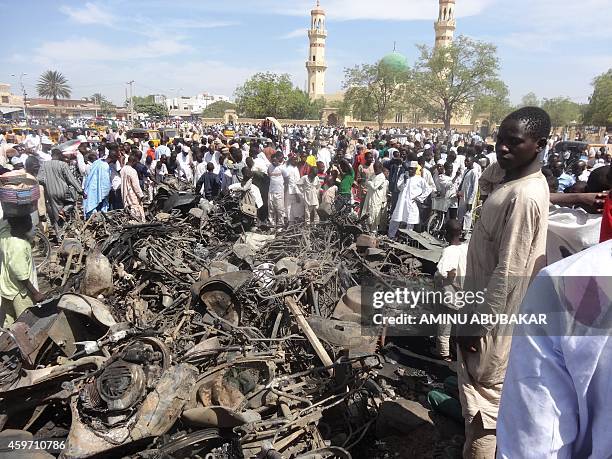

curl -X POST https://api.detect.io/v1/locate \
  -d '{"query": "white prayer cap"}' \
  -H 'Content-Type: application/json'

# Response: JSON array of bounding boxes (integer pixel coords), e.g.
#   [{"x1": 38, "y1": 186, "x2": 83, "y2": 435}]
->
[
  {"x1": 436, "y1": 159, "x2": 446, "y2": 166},
  {"x1": 424, "y1": 144, "x2": 432, "y2": 150},
  {"x1": 408, "y1": 161, "x2": 418, "y2": 168}
]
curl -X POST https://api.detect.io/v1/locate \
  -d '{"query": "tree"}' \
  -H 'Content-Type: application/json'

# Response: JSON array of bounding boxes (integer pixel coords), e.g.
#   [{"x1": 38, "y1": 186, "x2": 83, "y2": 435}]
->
[
  {"x1": 90, "y1": 93, "x2": 105, "y2": 105},
  {"x1": 335, "y1": 90, "x2": 376, "y2": 122},
  {"x1": 202, "y1": 100, "x2": 237, "y2": 118},
  {"x1": 410, "y1": 35, "x2": 501, "y2": 130},
  {"x1": 541, "y1": 97, "x2": 582, "y2": 127},
  {"x1": 583, "y1": 69, "x2": 612, "y2": 126},
  {"x1": 327, "y1": 99, "x2": 352, "y2": 118},
  {"x1": 131, "y1": 95, "x2": 168, "y2": 117},
  {"x1": 235, "y1": 73, "x2": 293, "y2": 118},
  {"x1": 520, "y1": 92, "x2": 540, "y2": 108},
  {"x1": 471, "y1": 79, "x2": 512, "y2": 124},
  {"x1": 342, "y1": 62, "x2": 409, "y2": 129},
  {"x1": 37, "y1": 70, "x2": 71, "y2": 106},
  {"x1": 286, "y1": 91, "x2": 324, "y2": 120},
  {"x1": 234, "y1": 72, "x2": 322, "y2": 119},
  {"x1": 90, "y1": 93, "x2": 116, "y2": 115}
]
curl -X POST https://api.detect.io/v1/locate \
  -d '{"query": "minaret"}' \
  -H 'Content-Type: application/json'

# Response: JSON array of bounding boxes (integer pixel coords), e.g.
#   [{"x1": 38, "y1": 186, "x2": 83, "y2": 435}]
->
[
  {"x1": 434, "y1": 0, "x2": 456, "y2": 48},
  {"x1": 306, "y1": 0, "x2": 327, "y2": 99}
]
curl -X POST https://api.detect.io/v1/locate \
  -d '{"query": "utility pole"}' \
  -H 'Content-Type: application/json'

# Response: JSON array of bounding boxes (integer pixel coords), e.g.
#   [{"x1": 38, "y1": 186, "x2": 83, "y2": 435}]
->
[
  {"x1": 10, "y1": 73, "x2": 27, "y2": 123},
  {"x1": 126, "y1": 80, "x2": 134, "y2": 126}
]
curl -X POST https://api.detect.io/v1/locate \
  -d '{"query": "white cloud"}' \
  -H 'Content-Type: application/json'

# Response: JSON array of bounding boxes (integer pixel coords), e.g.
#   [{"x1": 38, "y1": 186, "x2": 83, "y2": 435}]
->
[
  {"x1": 279, "y1": 28, "x2": 306, "y2": 39},
  {"x1": 164, "y1": 19, "x2": 239, "y2": 29},
  {"x1": 267, "y1": 0, "x2": 493, "y2": 21},
  {"x1": 59, "y1": 2, "x2": 114, "y2": 25},
  {"x1": 494, "y1": 0, "x2": 611, "y2": 50},
  {"x1": 169, "y1": 0, "x2": 492, "y2": 21},
  {"x1": 34, "y1": 38, "x2": 191, "y2": 64}
]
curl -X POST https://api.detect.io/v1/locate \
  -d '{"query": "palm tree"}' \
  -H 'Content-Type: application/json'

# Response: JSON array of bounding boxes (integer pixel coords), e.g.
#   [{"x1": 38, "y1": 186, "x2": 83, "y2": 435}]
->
[
  {"x1": 90, "y1": 93, "x2": 106, "y2": 104},
  {"x1": 37, "y1": 70, "x2": 71, "y2": 106}
]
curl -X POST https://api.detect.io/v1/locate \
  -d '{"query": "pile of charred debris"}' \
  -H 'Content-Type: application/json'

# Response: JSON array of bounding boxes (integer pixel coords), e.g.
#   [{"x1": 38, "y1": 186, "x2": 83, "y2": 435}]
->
[{"x1": 0, "y1": 184, "x2": 459, "y2": 459}]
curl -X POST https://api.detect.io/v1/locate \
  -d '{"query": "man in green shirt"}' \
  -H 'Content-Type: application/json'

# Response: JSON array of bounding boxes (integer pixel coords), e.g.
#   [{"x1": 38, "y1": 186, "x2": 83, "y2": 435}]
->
[
  {"x1": 335, "y1": 159, "x2": 355, "y2": 214},
  {"x1": 0, "y1": 215, "x2": 44, "y2": 327},
  {"x1": 338, "y1": 159, "x2": 355, "y2": 195}
]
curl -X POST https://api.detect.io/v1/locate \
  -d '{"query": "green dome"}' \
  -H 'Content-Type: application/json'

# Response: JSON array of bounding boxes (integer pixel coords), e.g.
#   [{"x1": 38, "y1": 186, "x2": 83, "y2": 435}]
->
[{"x1": 380, "y1": 51, "x2": 408, "y2": 73}]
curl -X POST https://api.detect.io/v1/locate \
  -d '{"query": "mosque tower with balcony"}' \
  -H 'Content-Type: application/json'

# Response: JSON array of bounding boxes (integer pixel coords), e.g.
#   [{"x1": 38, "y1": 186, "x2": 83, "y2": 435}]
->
[
  {"x1": 435, "y1": 0, "x2": 457, "y2": 48},
  {"x1": 306, "y1": 1, "x2": 327, "y2": 99}
]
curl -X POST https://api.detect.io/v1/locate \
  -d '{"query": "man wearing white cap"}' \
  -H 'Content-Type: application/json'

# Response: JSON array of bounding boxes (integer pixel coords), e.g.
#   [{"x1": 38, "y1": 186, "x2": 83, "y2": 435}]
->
[
  {"x1": 317, "y1": 142, "x2": 332, "y2": 172},
  {"x1": 24, "y1": 130, "x2": 41, "y2": 153},
  {"x1": 177, "y1": 144, "x2": 194, "y2": 183},
  {"x1": 388, "y1": 161, "x2": 430, "y2": 239}
]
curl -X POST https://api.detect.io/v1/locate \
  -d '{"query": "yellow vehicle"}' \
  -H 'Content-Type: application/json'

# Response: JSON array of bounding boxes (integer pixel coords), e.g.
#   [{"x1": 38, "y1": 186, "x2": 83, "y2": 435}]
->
[
  {"x1": 222, "y1": 125, "x2": 236, "y2": 138},
  {"x1": 158, "y1": 128, "x2": 177, "y2": 143},
  {"x1": 126, "y1": 128, "x2": 150, "y2": 143},
  {"x1": 38, "y1": 125, "x2": 60, "y2": 144},
  {"x1": 8, "y1": 126, "x2": 30, "y2": 143},
  {"x1": 147, "y1": 130, "x2": 161, "y2": 147},
  {"x1": 91, "y1": 120, "x2": 110, "y2": 135},
  {"x1": 588, "y1": 143, "x2": 609, "y2": 154}
]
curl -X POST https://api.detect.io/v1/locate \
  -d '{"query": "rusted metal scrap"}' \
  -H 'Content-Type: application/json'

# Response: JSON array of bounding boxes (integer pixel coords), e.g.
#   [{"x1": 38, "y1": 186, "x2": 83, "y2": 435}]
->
[{"x1": 1, "y1": 199, "x2": 436, "y2": 458}]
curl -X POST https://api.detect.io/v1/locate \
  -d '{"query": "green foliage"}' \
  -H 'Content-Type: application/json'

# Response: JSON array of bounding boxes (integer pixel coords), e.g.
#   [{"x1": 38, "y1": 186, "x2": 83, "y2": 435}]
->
[
  {"x1": 37, "y1": 70, "x2": 71, "y2": 106},
  {"x1": 541, "y1": 97, "x2": 582, "y2": 127},
  {"x1": 520, "y1": 92, "x2": 540, "y2": 108},
  {"x1": 131, "y1": 95, "x2": 168, "y2": 117},
  {"x1": 342, "y1": 62, "x2": 409, "y2": 128},
  {"x1": 472, "y1": 79, "x2": 512, "y2": 124},
  {"x1": 201, "y1": 100, "x2": 237, "y2": 118},
  {"x1": 90, "y1": 93, "x2": 116, "y2": 114},
  {"x1": 583, "y1": 69, "x2": 612, "y2": 126},
  {"x1": 234, "y1": 72, "x2": 322, "y2": 119},
  {"x1": 286, "y1": 91, "x2": 324, "y2": 120},
  {"x1": 410, "y1": 36, "x2": 501, "y2": 130}
]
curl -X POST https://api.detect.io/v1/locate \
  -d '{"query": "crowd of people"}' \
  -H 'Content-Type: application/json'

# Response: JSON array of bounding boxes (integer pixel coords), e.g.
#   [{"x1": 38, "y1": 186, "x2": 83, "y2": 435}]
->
[
  {"x1": 2, "y1": 119, "x2": 609, "y2": 240},
  {"x1": 1, "y1": 109, "x2": 612, "y2": 458}
]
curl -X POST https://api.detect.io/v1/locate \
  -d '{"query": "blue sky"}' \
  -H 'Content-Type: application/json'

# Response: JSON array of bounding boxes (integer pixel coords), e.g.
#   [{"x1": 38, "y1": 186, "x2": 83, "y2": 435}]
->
[{"x1": 1, "y1": 0, "x2": 610, "y2": 106}]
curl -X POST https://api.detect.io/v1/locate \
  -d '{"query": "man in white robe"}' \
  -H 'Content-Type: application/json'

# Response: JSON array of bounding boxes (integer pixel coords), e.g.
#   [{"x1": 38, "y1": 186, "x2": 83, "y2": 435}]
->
[
  {"x1": 204, "y1": 148, "x2": 221, "y2": 175},
  {"x1": 298, "y1": 168, "x2": 321, "y2": 225},
  {"x1": 282, "y1": 156, "x2": 303, "y2": 223},
  {"x1": 362, "y1": 162, "x2": 388, "y2": 233},
  {"x1": 317, "y1": 143, "x2": 332, "y2": 172},
  {"x1": 176, "y1": 146, "x2": 193, "y2": 183},
  {"x1": 497, "y1": 240, "x2": 612, "y2": 458},
  {"x1": 388, "y1": 161, "x2": 430, "y2": 238},
  {"x1": 456, "y1": 107, "x2": 552, "y2": 458},
  {"x1": 458, "y1": 157, "x2": 480, "y2": 233}
]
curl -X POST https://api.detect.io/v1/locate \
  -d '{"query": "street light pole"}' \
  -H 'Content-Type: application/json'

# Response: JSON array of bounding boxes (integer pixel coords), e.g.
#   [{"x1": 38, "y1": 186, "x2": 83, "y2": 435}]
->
[
  {"x1": 10, "y1": 73, "x2": 27, "y2": 123},
  {"x1": 126, "y1": 80, "x2": 135, "y2": 126},
  {"x1": 169, "y1": 87, "x2": 184, "y2": 111}
]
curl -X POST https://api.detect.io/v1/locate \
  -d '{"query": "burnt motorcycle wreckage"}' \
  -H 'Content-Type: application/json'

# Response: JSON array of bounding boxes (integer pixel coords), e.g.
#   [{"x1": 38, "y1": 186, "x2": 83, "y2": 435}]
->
[{"x1": 1, "y1": 185, "x2": 442, "y2": 458}]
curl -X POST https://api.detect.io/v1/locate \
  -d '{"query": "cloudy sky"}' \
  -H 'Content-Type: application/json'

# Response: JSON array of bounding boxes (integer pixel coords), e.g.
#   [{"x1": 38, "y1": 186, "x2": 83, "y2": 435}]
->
[{"x1": 2, "y1": 0, "x2": 610, "y2": 105}]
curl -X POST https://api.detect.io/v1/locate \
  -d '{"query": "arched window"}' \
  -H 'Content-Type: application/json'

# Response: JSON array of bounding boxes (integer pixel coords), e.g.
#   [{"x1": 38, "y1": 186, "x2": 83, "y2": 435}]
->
[
  {"x1": 443, "y1": 8, "x2": 447, "y2": 20},
  {"x1": 312, "y1": 55, "x2": 316, "y2": 61},
  {"x1": 449, "y1": 8, "x2": 452, "y2": 19},
  {"x1": 312, "y1": 83, "x2": 315, "y2": 92}
]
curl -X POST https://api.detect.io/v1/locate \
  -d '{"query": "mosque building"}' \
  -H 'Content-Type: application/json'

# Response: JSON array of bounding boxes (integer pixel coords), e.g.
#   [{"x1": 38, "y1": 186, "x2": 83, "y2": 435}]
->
[{"x1": 312, "y1": 0, "x2": 484, "y2": 132}]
